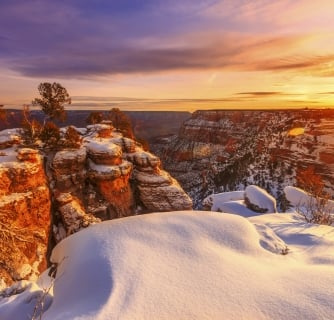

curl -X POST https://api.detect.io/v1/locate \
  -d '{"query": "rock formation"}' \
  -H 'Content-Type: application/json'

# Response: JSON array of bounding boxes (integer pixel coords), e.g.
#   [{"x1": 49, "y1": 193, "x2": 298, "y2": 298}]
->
[
  {"x1": 50, "y1": 123, "x2": 192, "y2": 240},
  {"x1": 202, "y1": 185, "x2": 277, "y2": 216},
  {"x1": 0, "y1": 123, "x2": 192, "y2": 288},
  {"x1": 0, "y1": 133, "x2": 51, "y2": 288}
]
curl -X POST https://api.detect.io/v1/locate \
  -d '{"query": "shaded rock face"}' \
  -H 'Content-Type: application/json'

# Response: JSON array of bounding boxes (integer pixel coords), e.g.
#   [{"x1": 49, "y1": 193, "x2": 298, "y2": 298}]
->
[
  {"x1": 0, "y1": 146, "x2": 51, "y2": 287},
  {"x1": 52, "y1": 148, "x2": 87, "y2": 194},
  {"x1": 54, "y1": 193, "x2": 101, "y2": 241},
  {"x1": 152, "y1": 109, "x2": 334, "y2": 209},
  {"x1": 51, "y1": 124, "x2": 192, "y2": 239}
]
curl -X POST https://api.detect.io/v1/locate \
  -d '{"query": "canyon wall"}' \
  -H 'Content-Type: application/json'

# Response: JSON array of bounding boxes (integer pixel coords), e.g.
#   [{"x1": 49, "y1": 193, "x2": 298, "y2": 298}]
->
[
  {"x1": 0, "y1": 132, "x2": 51, "y2": 288},
  {"x1": 152, "y1": 109, "x2": 334, "y2": 208}
]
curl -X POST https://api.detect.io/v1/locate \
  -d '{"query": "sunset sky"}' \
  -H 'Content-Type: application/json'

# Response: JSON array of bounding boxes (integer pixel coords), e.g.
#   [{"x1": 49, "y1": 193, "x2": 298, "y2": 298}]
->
[{"x1": 1, "y1": 0, "x2": 334, "y2": 111}]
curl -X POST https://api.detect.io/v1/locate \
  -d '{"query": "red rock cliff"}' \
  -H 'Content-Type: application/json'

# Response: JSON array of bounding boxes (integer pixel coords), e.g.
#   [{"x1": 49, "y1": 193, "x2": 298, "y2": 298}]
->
[{"x1": 0, "y1": 133, "x2": 51, "y2": 288}]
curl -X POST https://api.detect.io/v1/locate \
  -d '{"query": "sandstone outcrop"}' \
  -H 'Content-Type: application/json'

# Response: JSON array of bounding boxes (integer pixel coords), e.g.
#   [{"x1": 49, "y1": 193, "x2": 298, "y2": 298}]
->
[
  {"x1": 0, "y1": 143, "x2": 51, "y2": 288},
  {"x1": 54, "y1": 193, "x2": 100, "y2": 240},
  {"x1": 0, "y1": 122, "x2": 192, "y2": 287},
  {"x1": 50, "y1": 124, "x2": 192, "y2": 238}
]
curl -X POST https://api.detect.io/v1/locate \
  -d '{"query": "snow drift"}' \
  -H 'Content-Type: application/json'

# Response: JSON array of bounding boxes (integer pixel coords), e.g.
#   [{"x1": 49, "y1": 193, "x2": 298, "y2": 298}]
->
[{"x1": 1, "y1": 211, "x2": 334, "y2": 319}]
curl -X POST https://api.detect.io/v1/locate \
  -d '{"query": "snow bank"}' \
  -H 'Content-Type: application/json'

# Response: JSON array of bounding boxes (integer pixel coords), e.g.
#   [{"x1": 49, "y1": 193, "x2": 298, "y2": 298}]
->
[
  {"x1": 1, "y1": 211, "x2": 334, "y2": 319},
  {"x1": 203, "y1": 186, "x2": 276, "y2": 216},
  {"x1": 215, "y1": 200, "x2": 260, "y2": 217},
  {"x1": 203, "y1": 191, "x2": 244, "y2": 211}
]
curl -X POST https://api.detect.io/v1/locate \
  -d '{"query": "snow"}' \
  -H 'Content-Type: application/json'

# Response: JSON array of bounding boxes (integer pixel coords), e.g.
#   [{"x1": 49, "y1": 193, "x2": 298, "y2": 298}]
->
[
  {"x1": 0, "y1": 146, "x2": 18, "y2": 163},
  {"x1": 203, "y1": 186, "x2": 277, "y2": 216},
  {"x1": 284, "y1": 186, "x2": 334, "y2": 213},
  {"x1": 216, "y1": 200, "x2": 263, "y2": 217},
  {"x1": 0, "y1": 146, "x2": 42, "y2": 174},
  {"x1": 245, "y1": 185, "x2": 277, "y2": 213},
  {"x1": 86, "y1": 140, "x2": 122, "y2": 157},
  {"x1": 1, "y1": 210, "x2": 334, "y2": 319},
  {"x1": 203, "y1": 191, "x2": 244, "y2": 211},
  {"x1": 88, "y1": 159, "x2": 132, "y2": 175}
]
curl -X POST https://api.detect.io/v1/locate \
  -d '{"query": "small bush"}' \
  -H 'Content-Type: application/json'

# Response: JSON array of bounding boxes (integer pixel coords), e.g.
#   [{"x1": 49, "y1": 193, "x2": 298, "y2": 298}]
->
[
  {"x1": 21, "y1": 105, "x2": 42, "y2": 146},
  {"x1": 296, "y1": 166, "x2": 333, "y2": 225},
  {"x1": 61, "y1": 126, "x2": 82, "y2": 149},
  {"x1": 86, "y1": 111, "x2": 103, "y2": 125},
  {"x1": 40, "y1": 121, "x2": 61, "y2": 148}
]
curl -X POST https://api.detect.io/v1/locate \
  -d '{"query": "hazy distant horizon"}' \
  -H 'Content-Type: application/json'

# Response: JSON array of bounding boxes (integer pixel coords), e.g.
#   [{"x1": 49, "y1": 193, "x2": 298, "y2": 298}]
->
[{"x1": 2, "y1": 96, "x2": 334, "y2": 112}]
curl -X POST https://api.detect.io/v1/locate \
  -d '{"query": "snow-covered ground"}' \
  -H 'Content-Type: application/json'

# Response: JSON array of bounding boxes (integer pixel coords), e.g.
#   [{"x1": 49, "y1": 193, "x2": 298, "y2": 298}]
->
[{"x1": 1, "y1": 210, "x2": 334, "y2": 320}]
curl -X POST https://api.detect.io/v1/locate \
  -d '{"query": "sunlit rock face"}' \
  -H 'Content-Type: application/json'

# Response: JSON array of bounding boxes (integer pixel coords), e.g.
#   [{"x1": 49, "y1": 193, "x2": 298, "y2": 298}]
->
[
  {"x1": 0, "y1": 145, "x2": 51, "y2": 287},
  {"x1": 152, "y1": 109, "x2": 334, "y2": 209},
  {"x1": 86, "y1": 131, "x2": 136, "y2": 220}
]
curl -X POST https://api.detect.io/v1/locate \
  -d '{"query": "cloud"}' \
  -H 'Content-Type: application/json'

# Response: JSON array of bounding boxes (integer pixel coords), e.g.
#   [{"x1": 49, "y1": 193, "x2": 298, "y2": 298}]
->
[
  {"x1": 235, "y1": 92, "x2": 283, "y2": 97},
  {"x1": 1, "y1": 0, "x2": 334, "y2": 80},
  {"x1": 9, "y1": 33, "x2": 334, "y2": 79}
]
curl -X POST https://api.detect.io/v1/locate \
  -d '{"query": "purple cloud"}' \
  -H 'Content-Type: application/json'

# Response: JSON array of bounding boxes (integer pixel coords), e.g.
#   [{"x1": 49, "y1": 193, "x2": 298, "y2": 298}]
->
[{"x1": 1, "y1": 0, "x2": 334, "y2": 80}]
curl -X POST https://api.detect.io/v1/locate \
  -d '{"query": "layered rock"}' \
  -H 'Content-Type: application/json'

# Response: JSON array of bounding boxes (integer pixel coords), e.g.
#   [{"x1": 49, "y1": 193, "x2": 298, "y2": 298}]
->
[
  {"x1": 129, "y1": 153, "x2": 192, "y2": 212},
  {"x1": 52, "y1": 148, "x2": 87, "y2": 195},
  {"x1": 54, "y1": 193, "x2": 100, "y2": 241},
  {"x1": 0, "y1": 144, "x2": 51, "y2": 287},
  {"x1": 0, "y1": 123, "x2": 192, "y2": 287},
  {"x1": 153, "y1": 109, "x2": 334, "y2": 209},
  {"x1": 86, "y1": 134, "x2": 135, "y2": 219},
  {"x1": 51, "y1": 124, "x2": 192, "y2": 238}
]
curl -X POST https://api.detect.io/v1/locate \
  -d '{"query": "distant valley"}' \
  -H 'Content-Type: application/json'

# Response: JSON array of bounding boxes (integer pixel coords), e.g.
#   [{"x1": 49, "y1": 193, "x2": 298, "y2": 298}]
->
[
  {"x1": 150, "y1": 109, "x2": 334, "y2": 209},
  {"x1": 2, "y1": 108, "x2": 334, "y2": 210}
]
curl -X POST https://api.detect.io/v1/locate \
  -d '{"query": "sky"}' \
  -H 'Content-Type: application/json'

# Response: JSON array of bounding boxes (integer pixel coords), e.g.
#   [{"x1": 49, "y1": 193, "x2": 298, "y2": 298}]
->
[{"x1": 1, "y1": 0, "x2": 334, "y2": 111}]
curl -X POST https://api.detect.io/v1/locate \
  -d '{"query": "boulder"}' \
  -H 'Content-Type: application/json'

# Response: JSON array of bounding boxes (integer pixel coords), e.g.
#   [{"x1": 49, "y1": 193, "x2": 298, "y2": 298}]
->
[
  {"x1": 244, "y1": 185, "x2": 277, "y2": 213},
  {"x1": 134, "y1": 170, "x2": 193, "y2": 212}
]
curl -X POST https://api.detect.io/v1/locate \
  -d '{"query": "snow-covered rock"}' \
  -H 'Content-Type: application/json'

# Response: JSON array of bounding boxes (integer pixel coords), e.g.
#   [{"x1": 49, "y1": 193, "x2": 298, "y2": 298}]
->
[
  {"x1": 126, "y1": 150, "x2": 160, "y2": 171},
  {"x1": 16, "y1": 148, "x2": 39, "y2": 163},
  {"x1": 245, "y1": 185, "x2": 277, "y2": 213},
  {"x1": 0, "y1": 129, "x2": 21, "y2": 149},
  {"x1": 284, "y1": 186, "x2": 334, "y2": 216},
  {"x1": 56, "y1": 193, "x2": 101, "y2": 236},
  {"x1": 203, "y1": 187, "x2": 276, "y2": 216},
  {"x1": 86, "y1": 140, "x2": 122, "y2": 165},
  {"x1": 284, "y1": 186, "x2": 312, "y2": 208}
]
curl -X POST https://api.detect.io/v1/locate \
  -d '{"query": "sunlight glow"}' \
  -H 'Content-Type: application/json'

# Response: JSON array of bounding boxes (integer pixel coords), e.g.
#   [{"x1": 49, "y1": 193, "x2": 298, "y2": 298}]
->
[{"x1": 288, "y1": 127, "x2": 305, "y2": 136}]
